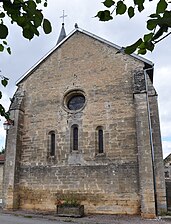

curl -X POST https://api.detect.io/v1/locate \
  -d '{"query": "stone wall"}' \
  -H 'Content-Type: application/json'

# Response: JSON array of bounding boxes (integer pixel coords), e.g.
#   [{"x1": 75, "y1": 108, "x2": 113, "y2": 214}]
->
[
  {"x1": 166, "y1": 181, "x2": 171, "y2": 211},
  {"x1": 15, "y1": 32, "x2": 144, "y2": 214},
  {"x1": 18, "y1": 164, "x2": 139, "y2": 214},
  {"x1": 0, "y1": 164, "x2": 4, "y2": 203}
]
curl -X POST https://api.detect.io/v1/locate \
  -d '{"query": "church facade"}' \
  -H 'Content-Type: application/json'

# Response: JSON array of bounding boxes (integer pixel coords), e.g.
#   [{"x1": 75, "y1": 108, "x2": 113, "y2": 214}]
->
[{"x1": 3, "y1": 25, "x2": 166, "y2": 218}]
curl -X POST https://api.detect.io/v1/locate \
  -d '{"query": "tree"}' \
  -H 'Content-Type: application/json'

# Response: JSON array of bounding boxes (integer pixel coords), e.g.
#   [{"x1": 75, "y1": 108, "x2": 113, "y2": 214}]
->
[
  {"x1": 96, "y1": 0, "x2": 171, "y2": 55},
  {"x1": 0, "y1": 0, "x2": 52, "y2": 119},
  {"x1": 0, "y1": 147, "x2": 5, "y2": 154}
]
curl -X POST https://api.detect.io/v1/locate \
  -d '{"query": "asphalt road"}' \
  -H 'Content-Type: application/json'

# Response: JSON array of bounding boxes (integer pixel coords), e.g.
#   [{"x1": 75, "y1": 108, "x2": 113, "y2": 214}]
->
[
  {"x1": 0, "y1": 213, "x2": 70, "y2": 224},
  {"x1": 0, "y1": 212, "x2": 171, "y2": 224}
]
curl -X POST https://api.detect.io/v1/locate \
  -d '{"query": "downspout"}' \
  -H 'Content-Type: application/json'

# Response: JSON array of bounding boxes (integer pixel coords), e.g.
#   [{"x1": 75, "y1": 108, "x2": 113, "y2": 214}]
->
[{"x1": 144, "y1": 66, "x2": 157, "y2": 215}]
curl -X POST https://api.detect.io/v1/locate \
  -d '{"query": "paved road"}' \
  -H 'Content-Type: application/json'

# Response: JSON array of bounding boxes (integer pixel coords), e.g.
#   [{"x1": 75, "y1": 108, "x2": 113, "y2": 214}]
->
[
  {"x1": 0, "y1": 212, "x2": 171, "y2": 224},
  {"x1": 0, "y1": 213, "x2": 70, "y2": 224}
]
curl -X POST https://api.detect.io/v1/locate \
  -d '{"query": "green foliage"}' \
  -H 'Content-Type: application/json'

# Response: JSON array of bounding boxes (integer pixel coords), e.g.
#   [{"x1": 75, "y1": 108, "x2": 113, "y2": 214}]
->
[
  {"x1": 128, "y1": 6, "x2": 135, "y2": 18},
  {"x1": 1, "y1": 0, "x2": 52, "y2": 41},
  {"x1": 116, "y1": 1, "x2": 127, "y2": 15},
  {"x1": 96, "y1": 0, "x2": 171, "y2": 54},
  {"x1": 56, "y1": 192, "x2": 81, "y2": 207},
  {"x1": 0, "y1": 75, "x2": 10, "y2": 119},
  {"x1": 0, "y1": 0, "x2": 52, "y2": 119},
  {"x1": 43, "y1": 18, "x2": 52, "y2": 34},
  {"x1": 0, "y1": 147, "x2": 5, "y2": 154},
  {"x1": 96, "y1": 10, "x2": 113, "y2": 21},
  {"x1": 103, "y1": 0, "x2": 115, "y2": 8},
  {"x1": 0, "y1": 24, "x2": 8, "y2": 39}
]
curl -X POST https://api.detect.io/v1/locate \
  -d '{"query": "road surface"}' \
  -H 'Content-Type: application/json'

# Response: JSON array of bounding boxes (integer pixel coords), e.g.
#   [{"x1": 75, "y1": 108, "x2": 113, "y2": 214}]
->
[
  {"x1": 0, "y1": 212, "x2": 171, "y2": 224},
  {"x1": 0, "y1": 213, "x2": 69, "y2": 224}
]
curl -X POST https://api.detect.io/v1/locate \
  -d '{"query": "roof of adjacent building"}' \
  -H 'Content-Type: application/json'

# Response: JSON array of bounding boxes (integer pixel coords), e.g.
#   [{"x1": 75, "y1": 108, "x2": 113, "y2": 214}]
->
[
  {"x1": 164, "y1": 153, "x2": 171, "y2": 165},
  {"x1": 0, "y1": 154, "x2": 5, "y2": 164},
  {"x1": 16, "y1": 25, "x2": 154, "y2": 85}
]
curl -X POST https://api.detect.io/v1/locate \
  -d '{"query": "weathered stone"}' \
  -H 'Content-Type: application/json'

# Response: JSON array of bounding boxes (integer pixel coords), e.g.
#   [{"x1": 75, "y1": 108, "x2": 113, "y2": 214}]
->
[{"x1": 3, "y1": 29, "x2": 166, "y2": 217}]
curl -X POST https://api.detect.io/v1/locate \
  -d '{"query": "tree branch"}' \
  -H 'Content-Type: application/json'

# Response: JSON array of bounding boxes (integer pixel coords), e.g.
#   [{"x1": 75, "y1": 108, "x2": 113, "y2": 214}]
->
[{"x1": 154, "y1": 31, "x2": 171, "y2": 44}]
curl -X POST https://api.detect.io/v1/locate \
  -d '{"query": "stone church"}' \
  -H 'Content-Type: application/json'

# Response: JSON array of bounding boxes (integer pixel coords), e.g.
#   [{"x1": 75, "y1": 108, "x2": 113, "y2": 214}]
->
[{"x1": 3, "y1": 23, "x2": 167, "y2": 218}]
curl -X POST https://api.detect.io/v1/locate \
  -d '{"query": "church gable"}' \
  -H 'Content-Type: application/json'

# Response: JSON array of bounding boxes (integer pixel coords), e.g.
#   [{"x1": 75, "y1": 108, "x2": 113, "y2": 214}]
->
[
  {"x1": 3, "y1": 26, "x2": 166, "y2": 217},
  {"x1": 17, "y1": 28, "x2": 153, "y2": 85},
  {"x1": 17, "y1": 30, "x2": 144, "y2": 165}
]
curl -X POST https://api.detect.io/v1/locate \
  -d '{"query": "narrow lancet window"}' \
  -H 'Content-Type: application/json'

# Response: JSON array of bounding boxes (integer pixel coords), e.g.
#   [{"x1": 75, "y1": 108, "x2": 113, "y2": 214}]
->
[
  {"x1": 98, "y1": 129, "x2": 104, "y2": 153},
  {"x1": 49, "y1": 131, "x2": 55, "y2": 156},
  {"x1": 73, "y1": 126, "x2": 78, "y2": 150}
]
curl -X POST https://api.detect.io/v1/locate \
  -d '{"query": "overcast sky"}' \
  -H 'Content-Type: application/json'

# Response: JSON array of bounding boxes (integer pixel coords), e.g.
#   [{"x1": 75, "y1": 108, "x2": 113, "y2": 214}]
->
[{"x1": 0, "y1": 0, "x2": 170, "y2": 158}]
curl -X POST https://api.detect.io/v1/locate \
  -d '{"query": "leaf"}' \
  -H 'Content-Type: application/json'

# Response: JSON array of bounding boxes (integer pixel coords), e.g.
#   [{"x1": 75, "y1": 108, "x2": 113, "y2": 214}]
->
[
  {"x1": 0, "y1": 91, "x2": 2, "y2": 99},
  {"x1": 150, "y1": 13, "x2": 160, "y2": 18},
  {"x1": 147, "y1": 19, "x2": 157, "y2": 30},
  {"x1": 138, "y1": 48, "x2": 147, "y2": 55},
  {"x1": 0, "y1": 104, "x2": 9, "y2": 119},
  {"x1": 143, "y1": 33, "x2": 153, "y2": 42},
  {"x1": 96, "y1": 10, "x2": 113, "y2": 21},
  {"x1": 0, "y1": 12, "x2": 5, "y2": 18},
  {"x1": 43, "y1": 19, "x2": 52, "y2": 34},
  {"x1": 16, "y1": 16, "x2": 27, "y2": 27},
  {"x1": 30, "y1": 25, "x2": 39, "y2": 36},
  {"x1": 103, "y1": 0, "x2": 115, "y2": 8},
  {"x1": 0, "y1": 44, "x2": 4, "y2": 52},
  {"x1": 3, "y1": 41, "x2": 7, "y2": 45},
  {"x1": 124, "y1": 38, "x2": 143, "y2": 54},
  {"x1": 156, "y1": 0, "x2": 168, "y2": 14},
  {"x1": 36, "y1": 0, "x2": 41, "y2": 3},
  {"x1": 116, "y1": 1, "x2": 127, "y2": 15},
  {"x1": 23, "y1": 27, "x2": 34, "y2": 40},
  {"x1": 1, "y1": 79, "x2": 8, "y2": 87},
  {"x1": 128, "y1": 6, "x2": 135, "y2": 18},
  {"x1": 0, "y1": 104, "x2": 5, "y2": 115},
  {"x1": 7, "y1": 47, "x2": 11, "y2": 55},
  {"x1": 157, "y1": 13, "x2": 171, "y2": 27},
  {"x1": 144, "y1": 41, "x2": 154, "y2": 51},
  {"x1": 34, "y1": 11, "x2": 43, "y2": 27},
  {"x1": 0, "y1": 24, "x2": 8, "y2": 39},
  {"x1": 134, "y1": 0, "x2": 145, "y2": 12},
  {"x1": 27, "y1": 0, "x2": 37, "y2": 13},
  {"x1": 133, "y1": 0, "x2": 139, "y2": 5},
  {"x1": 138, "y1": 4, "x2": 144, "y2": 12}
]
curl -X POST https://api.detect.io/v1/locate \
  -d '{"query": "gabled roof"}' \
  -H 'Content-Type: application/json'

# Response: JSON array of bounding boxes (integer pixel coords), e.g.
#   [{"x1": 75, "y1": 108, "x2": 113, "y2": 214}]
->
[
  {"x1": 164, "y1": 153, "x2": 171, "y2": 165},
  {"x1": 16, "y1": 27, "x2": 154, "y2": 85}
]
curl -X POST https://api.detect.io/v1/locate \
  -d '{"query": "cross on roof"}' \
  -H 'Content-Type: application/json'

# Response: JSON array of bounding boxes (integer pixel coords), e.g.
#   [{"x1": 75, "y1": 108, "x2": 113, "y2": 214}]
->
[{"x1": 60, "y1": 10, "x2": 67, "y2": 24}]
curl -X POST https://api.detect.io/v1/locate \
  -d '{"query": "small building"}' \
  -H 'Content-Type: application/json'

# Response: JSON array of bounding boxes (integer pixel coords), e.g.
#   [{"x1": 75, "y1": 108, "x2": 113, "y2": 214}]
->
[
  {"x1": 164, "y1": 153, "x2": 171, "y2": 211},
  {"x1": 3, "y1": 24, "x2": 166, "y2": 218},
  {"x1": 164, "y1": 154, "x2": 171, "y2": 179}
]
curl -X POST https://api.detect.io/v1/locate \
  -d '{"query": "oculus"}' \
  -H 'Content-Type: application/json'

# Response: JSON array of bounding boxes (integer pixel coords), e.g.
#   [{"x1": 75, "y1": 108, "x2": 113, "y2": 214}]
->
[
  {"x1": 63, "y1": 90, "x2": 86, "y2": 112},
  {"x1": 67, "y1": 95, "x2": 85, "y2": 110}
]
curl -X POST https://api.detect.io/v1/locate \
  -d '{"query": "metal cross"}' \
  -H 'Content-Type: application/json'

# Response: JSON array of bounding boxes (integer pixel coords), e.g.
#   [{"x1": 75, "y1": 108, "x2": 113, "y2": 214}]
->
[{"x1": 60, "y1": 10, "x2": 67, "y2": 23}]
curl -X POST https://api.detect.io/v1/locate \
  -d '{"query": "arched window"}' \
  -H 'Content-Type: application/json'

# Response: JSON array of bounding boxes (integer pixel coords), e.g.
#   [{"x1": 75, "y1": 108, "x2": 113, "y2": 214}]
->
[
  {"x1": 96, "y1": 126, "x2": 104, "y2": 154},
  {"x1": 71, "y1": 125, "x2": 78, "y2": 151},
  {"x1": 48, "y1": 131, "x2": 55, "y2": 156},
  {"x1": 98, "y1": 129, "x2": 104, "y2": 153}
]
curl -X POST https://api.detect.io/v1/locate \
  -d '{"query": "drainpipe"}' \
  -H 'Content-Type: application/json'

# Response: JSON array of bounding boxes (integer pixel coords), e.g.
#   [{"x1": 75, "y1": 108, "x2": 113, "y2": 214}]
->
[{"x1": 144, "y1": 66, "x2": 157, "y2": 216}]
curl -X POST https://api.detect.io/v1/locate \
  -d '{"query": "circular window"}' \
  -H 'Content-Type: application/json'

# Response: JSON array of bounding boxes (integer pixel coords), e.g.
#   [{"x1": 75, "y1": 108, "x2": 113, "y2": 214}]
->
[
  {"x1": 67, "y1": 95, "x2": 85, "y2": 110},
  {"x1": 63, "y1": 90, "x2": 86, "y2": 112}
]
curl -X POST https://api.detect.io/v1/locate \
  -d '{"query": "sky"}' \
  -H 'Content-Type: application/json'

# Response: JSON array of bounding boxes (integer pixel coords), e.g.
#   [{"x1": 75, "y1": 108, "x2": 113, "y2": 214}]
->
[{"x1": 0, "y1": 0, "x2": 170, "y2": 158}]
